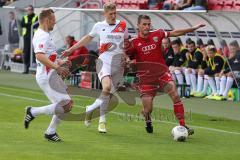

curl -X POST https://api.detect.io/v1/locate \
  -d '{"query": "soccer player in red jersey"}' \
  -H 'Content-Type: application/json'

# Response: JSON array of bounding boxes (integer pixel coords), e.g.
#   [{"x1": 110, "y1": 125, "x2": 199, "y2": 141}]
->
[{"x1": 127, "y1": 15, "x2": 205, "y2": 134}]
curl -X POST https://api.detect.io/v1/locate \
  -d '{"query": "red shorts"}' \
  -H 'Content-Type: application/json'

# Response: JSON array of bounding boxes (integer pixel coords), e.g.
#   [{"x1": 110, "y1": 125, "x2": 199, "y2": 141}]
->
[{"x1": 137, "y1": 72, "x2": 173, "y2": 97}]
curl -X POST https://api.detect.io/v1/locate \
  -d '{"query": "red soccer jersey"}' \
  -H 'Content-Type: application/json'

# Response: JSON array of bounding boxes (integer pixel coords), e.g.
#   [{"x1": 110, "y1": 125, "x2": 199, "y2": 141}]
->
[{"x1": 127, "y1": 29, "x2": 170, "y2": 65}]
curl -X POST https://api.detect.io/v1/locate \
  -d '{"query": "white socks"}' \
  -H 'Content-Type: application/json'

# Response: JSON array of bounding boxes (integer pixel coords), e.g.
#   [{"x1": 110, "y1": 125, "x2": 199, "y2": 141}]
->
[
  {"x1": 45, "y1": 115, "x2": 61, "y2": 135},
  {"x1": 215, "y1": 77, "x2": 220, "y2": 94},
  {"x1": 223, "y1": 77, "x2": 234, "y2": 97},
  {"x1": 184, "y1": 69, "x2": 191, "y2": 86},
  {"x1": 190, "y1": 70, "x2": 197, "y2": 92},
  {"x1": 208, "y1": 76, "x2": 217, "y2": 94},
  {"x1": 174, "y1": 70, "x2": 184, "y2": 85},
  {"x1": 99, "y1": 95, "x2": 110, "y2": 123},
  {"x1": 219, "y1": 76, "x2": 226, "y2": 95},
  {"x1": 31, "y1": 103, "x2": 64, "y2": 117},
  {"x1": 86, "y1": 98, "x2": 103, "y2": 113},
  {"x1": 202, "y1": 75, "x2": 209, "y2": 94},
  {"x1": 197, "y1": 75, "x2": 203, "y2": 92}
]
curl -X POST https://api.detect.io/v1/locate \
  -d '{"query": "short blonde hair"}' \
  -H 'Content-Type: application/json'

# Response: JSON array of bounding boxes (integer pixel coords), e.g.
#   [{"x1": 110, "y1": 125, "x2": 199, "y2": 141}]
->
[
  {"x1": 103, "y1": 3, "x2": 116, "y2": 12},
  {"x1": 39, "y1": 9, "x2": 54, "y2": 24}
]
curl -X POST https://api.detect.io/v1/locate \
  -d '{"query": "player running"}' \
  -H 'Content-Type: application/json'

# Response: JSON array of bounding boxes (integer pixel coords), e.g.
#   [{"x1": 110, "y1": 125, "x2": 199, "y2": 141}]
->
[
  {"x1": 24, "y1": 9, "x2": 73, "y2": 142},
  {"x1": 127, "y1": 15, "x2": 205, "y2": 134},
  {"x1": 62, "y1": 3, "x2": 129, "y2": 133}
]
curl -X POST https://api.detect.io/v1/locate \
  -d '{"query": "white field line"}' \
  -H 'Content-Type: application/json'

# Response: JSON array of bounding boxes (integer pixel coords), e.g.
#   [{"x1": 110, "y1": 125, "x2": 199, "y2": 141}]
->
[{"x1": 0, "y1": 92, "x2": 240, "y2": 136}]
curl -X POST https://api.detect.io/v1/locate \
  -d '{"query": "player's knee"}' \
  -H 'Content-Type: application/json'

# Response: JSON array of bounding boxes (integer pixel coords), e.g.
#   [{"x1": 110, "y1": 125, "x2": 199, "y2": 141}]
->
[
  {"x1": 165, "y1": 82, "x2": 180, "y2": 102},
  {"x1": 62, "y1": 100, "x2": 73, "y2": 113}
]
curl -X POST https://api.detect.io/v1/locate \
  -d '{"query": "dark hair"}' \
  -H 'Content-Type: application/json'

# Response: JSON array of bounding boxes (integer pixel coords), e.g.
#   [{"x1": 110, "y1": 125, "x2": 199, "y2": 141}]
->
[
  {"x1": 28, "y1": 5, "x2": 34, "y2": 11},
  {"x1": 171, "y1": 39, "x2": 181, "y2": 46},
  {"x1": 138, "y1": 15, "x2": 151, "y2": 24},
  {"x1": 207, "y1": 39, "x2": 215, "y2": 46},
  {"x1": 66, "y1": 35, "x2": 75, "y2": 41},
  {"x1": 229, "y1": 40, "x2": 239, "y2": 48},
  {"x1": 196, "y1": 38, "x2": 204, "y2": 46},
  {"x1": 188, "y1": 40, "x2": 195, "y2": 46},
  {"x1": 185, "y1": 38, "x2": 192, "y2": 44},
  {"x1": 39, "y1": 9, "x2": 54, "y2": 24}
]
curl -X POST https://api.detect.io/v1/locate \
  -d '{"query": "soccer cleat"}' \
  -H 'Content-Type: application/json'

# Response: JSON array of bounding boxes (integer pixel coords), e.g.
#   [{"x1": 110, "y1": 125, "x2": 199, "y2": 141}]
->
[
  {"x1": 212, "y1": 95, "x2": 223, "y2": 101},
  {"x1": 44, "y1": 133, "x2": 62, "y2": 142},
  {"x1": 184, "y1": 126, "x2": 194, "y2": 136},
  {"x1": 204, "y1": 94, "x2": 215, "y2": 100},
  {"x1": 145, "y1": 121, "x2": 153, "y2": 133},
  {"x1": 84, "y1": 105, "x2": 93, "y2": 127},
  {"x1": 194, "y1": 92, "x2": 206, "y2": 98},
  {"x1": 24, "y1": 107, "x2": 35, "y2": 129},
  {"x1": 98, "y1": 122, "x2": 107, "y2": 133}
]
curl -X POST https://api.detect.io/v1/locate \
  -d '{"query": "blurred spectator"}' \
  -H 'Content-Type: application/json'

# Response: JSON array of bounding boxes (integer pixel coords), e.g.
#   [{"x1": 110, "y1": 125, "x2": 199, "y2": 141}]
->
[
  {"x1": 65, "y1": 35, "x2": 88, "y2": 61},
  {"x1": 21, "y1": 5, "x2": 38, "y2": 74},
  {"x1": 185, "y1": 40, "x2": 203, "y2": 95},
  {"x1": 218, "y1": 39, "x2": 230, "y2": 58},
  {"x1": 195, "y1": 45, "x2": 225, "y2": 99},
  {"x1": 65, "y1": 35, "x2": 89, "y2": 72},
  {"x1": 11, "y1": 48, "x2": 23, "y2": 63},
  {"x1": 148, "y1": 0, "x2": 164, "y2": 10},
  {"x1": 163, "y1": 0, "x2": 184, "y2": 10},
  {"x1": 207, "y1": 39, "x2": 215, "y2": 46},
  {"x1": 162, "y1": 37, "x2": 174, "y2": 66},
  {"x1": 169, "y1": 39, "x2": 188, "y2": 88},
  {"x1": 184, "y1": 0, "x2": 207, "y2": 10},
  {"x1": 8, "y1": 11, "x2": 19, "y2": 52},
  {"x1": 173, "y1": 0, "x2": 193, "y2": 10},
  {"x1": 196, "y1": 38, "x2": 206, "y2": 52},
  {"x1": 218, "y1": 40, "x2": 240, "y2": 100}
]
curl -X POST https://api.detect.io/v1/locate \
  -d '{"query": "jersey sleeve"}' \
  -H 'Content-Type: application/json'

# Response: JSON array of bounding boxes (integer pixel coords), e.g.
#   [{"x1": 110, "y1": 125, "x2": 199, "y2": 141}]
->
[
  {"x1": 33, "y1": 35, "x2": 48, "y2": 54},
  {"x1": 89, "y1": 23, "x2": 99, "y2": 38},
  {"x1": 157, "y1": 29, "x2": 170, "y2": 39}
]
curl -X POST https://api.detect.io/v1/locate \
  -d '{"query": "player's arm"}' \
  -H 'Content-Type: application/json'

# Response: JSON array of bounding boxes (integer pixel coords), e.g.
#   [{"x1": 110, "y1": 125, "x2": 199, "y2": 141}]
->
[
  {"x1": 169, "y1": 24, "x2": 205, "y2": 37},
  {"x1": 36, "y1": 53, "x2": 70, "y2": 78},
  {"x1": 62, "y1": 35, "x2": 93, "y2": 58}
]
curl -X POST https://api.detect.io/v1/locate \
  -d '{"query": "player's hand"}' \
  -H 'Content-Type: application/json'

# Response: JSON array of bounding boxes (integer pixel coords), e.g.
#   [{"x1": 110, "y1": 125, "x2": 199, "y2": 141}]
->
[
  {"x1": 194, "y1": 23, "x2": 206, "y2": 30},
  {"x1": 56, "y1": 66, "x2": 71, "y2": 79},
  {"x1": 186, "y1": 52, "x2": 191, "y2": 60},
  {"x1": 61, "y1": 49, "x2": 72, "y2": 58}
]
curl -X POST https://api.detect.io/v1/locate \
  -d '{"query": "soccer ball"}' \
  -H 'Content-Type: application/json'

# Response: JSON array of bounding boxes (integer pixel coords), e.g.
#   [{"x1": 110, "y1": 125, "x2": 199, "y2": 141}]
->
[{"x1": 171, "y1": 126, "x2": 188, "y2": 142}]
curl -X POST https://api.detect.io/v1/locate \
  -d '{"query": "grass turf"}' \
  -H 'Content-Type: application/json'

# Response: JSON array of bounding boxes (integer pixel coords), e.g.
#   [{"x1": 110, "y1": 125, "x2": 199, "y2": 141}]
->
[{"x1": 0, "y1": 85, "x2": 240, "y2": 160}]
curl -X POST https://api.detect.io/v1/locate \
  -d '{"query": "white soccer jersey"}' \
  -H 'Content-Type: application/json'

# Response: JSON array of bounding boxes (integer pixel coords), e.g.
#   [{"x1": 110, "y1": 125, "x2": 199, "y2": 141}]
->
[
  {"x1": 32, "y1": 28, "x2": 58, "y2": 78},
  {"x1": 89, "y1": 19, "x2": 128, "y2": 65}
]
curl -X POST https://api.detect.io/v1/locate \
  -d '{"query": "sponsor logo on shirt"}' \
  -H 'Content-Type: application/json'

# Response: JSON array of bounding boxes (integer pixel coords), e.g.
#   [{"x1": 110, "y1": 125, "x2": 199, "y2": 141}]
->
[{"x1": 141, "y1": 44, "x2": 156, "y2": 53}]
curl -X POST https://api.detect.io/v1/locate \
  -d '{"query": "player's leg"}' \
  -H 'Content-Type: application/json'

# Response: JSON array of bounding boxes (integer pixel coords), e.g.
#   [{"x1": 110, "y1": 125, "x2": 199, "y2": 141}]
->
[
  {"x1": 196, "y1": 69, "x2": 204, "y2": 93},
  {"x1": 190, "y1": 69, "x2": 197, "y2": 94},
  {"x1": 215, "y1": 73, "x2": 220, "y2": 95},
  {"x1": 208, "y1": 75, "x2": 217, "y2": 95},
  {"x1": 222, "y1": 72, "x2": 234, "y2": 99},
  {"x1": 162, "y1": 76, "x2": 194, "y2": 135},
  {"x1": 174, "y1": 68, "x2": 184, "y2": 85},
  {"x1": 219, "y1": 74, "x2": 226, "y2": 96},
  {"x1": 138, "y1": 85, "x2": 156, "y2": 133},
  {"x1": 184, "y1": 68, "x2": 191, "y2": 89},
  {"x1": 141, "y1": 95, "x2": 154, "y2": 133}
]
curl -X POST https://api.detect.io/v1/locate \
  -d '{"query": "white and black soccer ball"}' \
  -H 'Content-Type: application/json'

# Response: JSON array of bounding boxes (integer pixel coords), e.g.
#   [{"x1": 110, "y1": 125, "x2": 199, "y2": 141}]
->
[{"x1": 171, "y1": 126, "x2": 188, "y2": 142}]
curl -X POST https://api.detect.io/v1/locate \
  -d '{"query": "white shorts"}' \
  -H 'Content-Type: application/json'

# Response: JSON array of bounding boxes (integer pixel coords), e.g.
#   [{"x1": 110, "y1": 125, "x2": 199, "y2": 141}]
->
[
  {"x1": 96, "y1": 58, "x2": 124, "y2": 94},
  {"x1": 36, "y1": 70, "x2": 71, "y2": 104}
]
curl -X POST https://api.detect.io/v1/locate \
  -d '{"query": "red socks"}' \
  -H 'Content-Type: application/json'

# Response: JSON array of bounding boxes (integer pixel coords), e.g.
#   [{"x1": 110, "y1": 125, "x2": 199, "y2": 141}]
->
[{"x1": 173, "y1": 101, "x2": 185, "y2": 126}]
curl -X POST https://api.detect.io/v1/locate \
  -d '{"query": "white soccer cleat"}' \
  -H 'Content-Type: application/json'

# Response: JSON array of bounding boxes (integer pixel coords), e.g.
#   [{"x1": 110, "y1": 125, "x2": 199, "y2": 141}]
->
[
  {"x1": 84, "y1": 105, "x2": 93, "y2": 127},
  {"x1": 98, "y1": 122, "x2": 107, "y2": 133}
]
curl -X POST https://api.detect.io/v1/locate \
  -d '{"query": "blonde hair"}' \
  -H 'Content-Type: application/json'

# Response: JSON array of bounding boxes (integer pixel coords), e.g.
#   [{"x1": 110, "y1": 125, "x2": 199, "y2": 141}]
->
[
  {"x1": 103, "y1": 3, "x2": 116, "y2": 12},
  {"x1": 39, "y1": 9, "x2": 54, "y2": 24}
]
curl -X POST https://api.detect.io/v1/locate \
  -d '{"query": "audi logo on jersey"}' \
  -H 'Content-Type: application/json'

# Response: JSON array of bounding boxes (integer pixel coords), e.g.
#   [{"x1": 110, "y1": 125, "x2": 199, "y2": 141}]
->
[{"x1": 141, "y1": 44, "x2": 156, "y2": 53}]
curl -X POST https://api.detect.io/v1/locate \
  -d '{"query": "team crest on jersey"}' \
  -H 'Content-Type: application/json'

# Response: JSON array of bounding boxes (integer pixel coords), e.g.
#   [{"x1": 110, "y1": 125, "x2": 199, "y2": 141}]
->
[{"x1": 153, "y1": 37, "x2": 158, "y2": 42}]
